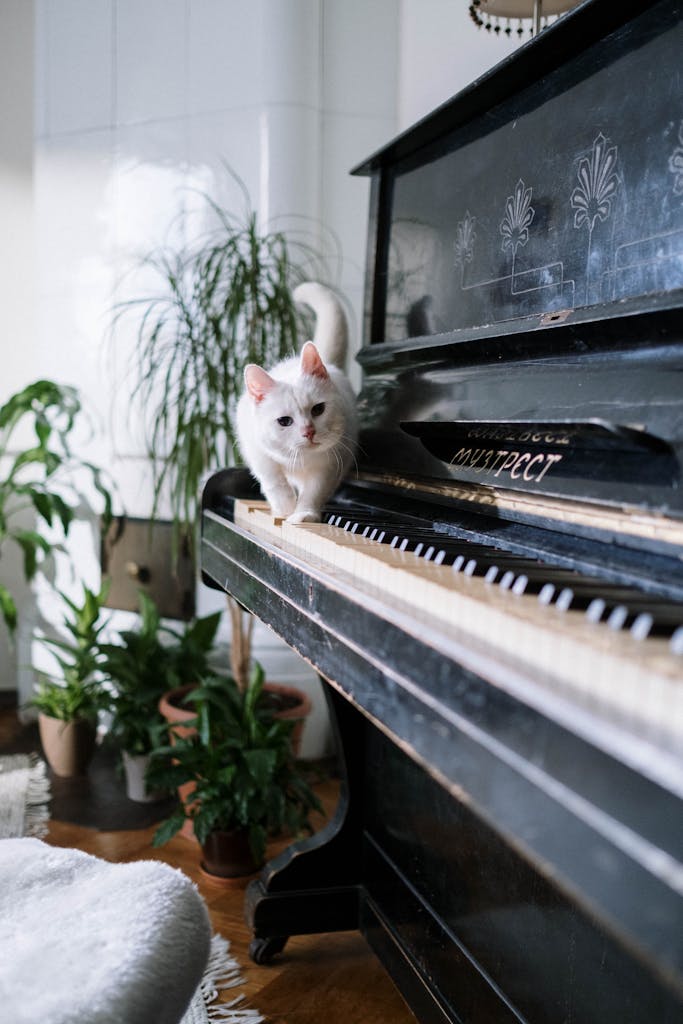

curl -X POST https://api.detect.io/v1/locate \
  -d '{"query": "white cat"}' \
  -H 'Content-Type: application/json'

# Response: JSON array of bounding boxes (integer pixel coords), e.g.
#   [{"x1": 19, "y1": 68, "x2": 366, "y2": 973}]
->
[{"x1": 236, "y1": 282, "x2": 358, "y2": 524}]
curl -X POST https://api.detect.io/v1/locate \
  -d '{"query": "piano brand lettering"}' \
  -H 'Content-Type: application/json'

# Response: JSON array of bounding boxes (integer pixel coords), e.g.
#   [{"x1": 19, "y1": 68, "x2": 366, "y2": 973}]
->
[
  {"x1": 465, "y1": 425, "x2": 571, "y2": 445},
  {"x1": 450, "y1": 446, "x2": 563, "y2": 482}
]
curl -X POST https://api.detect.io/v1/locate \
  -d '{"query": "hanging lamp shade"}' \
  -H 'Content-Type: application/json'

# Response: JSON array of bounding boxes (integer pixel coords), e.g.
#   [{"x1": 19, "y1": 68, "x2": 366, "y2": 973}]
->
[{"x1": 469, "y1": 0, "x2": 580, "y2": 35}]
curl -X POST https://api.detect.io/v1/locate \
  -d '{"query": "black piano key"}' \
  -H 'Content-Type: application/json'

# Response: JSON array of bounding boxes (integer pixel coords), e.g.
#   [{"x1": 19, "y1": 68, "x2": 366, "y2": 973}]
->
[{"x1": 588, "y1": 597, "x2": 682, "y2": 636}]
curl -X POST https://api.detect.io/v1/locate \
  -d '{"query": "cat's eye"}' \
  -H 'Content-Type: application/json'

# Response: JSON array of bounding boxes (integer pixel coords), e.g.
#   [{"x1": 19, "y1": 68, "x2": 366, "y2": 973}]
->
[
  {"x1": 277, "y1": 416, "x2": 293, "y2": 427},
  {"x1": 311, "y1": 402, "x2": 325, "y2": 417}
]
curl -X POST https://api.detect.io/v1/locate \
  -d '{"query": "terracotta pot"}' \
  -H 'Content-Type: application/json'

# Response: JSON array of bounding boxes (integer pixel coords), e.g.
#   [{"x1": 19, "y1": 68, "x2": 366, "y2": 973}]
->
[
  {"x1": 262, "y1": 682, "x2": 312, "y2": 758},
  {"x1": 158, "y1": 680, "x2": 312, "y2": 840},
  {"x1": 200, "y1": 828, "x2": 261, "y2": 879},
  {"x1": 157, "y1": 685, "x2": 203, "y2": 839},
  {"x1": 158, "y1": 681, "x2": 311, "y2": 756},
  {"x1": 121, "y1": 751, "x2": 165, "y2": 803},
  {"x1": 38, "y1": 713, "x2": 96, "y2": 777}
]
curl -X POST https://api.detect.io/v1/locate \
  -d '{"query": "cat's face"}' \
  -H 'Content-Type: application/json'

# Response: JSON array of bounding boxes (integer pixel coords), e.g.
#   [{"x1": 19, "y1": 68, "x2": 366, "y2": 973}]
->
[{"x1": 244, "y1": 343, "x2": 347, "y2": 460}]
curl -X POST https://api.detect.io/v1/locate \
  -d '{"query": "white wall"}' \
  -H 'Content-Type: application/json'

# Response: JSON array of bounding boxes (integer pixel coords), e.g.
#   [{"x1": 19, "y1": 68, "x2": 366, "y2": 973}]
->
[{"x1": 398, "y1": 0, "x2": 519, "y2": 130}]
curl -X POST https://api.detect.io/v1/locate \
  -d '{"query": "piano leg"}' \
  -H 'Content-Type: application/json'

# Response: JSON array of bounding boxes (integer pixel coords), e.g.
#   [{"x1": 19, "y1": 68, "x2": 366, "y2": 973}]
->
[{"x1": 245, "y1": 680, "x2": 364, "y2": 963}]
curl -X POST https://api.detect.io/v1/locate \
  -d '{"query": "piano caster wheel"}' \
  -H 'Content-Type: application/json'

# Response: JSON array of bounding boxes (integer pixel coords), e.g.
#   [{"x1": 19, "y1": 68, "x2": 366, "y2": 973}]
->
[{"x1": 249, "y1": 935, "x2": 288, "y2": 965}]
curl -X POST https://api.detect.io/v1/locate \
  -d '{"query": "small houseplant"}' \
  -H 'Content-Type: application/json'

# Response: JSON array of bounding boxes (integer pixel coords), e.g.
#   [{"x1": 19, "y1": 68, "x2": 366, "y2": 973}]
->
[
  {"x1": 31, "y1": 581, "x2": 111, "y2": 777},
  {"x1": 0, "y1": 379, "x2": 112, "y2": 634},
  {"x1": 100, "y1": 592, "x2": 222, "y2": 801},
  {"x1": 148, "y1": 664, "x2": 322, "y2": 878},
  {"x1": 116, "y1": 173, "x2": 326, "y2": 691}
]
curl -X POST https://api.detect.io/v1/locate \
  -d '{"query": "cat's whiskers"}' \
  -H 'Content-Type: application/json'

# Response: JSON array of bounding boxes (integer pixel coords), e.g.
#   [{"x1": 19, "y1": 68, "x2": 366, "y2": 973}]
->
[
  {"x1": 334, "y1": 435, "x2": 360, "y2": 476},
  {"x1": 288, "y1": 448, "x2": 301, "y2": 474}
]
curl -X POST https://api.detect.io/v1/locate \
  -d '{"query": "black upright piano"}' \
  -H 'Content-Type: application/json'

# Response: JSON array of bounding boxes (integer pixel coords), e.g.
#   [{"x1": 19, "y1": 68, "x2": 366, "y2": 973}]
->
[{"x1": 201, "y1": 1, "x2": 683, "y2": 1020}]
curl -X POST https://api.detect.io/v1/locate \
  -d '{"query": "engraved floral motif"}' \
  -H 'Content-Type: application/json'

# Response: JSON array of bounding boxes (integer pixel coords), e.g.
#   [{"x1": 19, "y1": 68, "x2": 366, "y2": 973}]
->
[
  {"x1": 500, "y1": 180, "x2": 535, "y2": 257},
  {"x1": 454, "y1": 211, "x2": 476, "y2": 266},
  {"x1": 571, "y1": 133, "x2": 619, "y2": 303},
  {"x1": 668, "y1": 119, "x2": 683, "y2": 196},
  {"x1": 570, "y1": 133, "x2": 619, "y2": 232}
]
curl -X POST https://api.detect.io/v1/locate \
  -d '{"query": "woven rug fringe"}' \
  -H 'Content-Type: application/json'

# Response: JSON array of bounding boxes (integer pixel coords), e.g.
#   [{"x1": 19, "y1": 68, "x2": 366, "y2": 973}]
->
[
  {"x1": 205, "y1": 996, "x2": 264, "y2": 1022},
  {"x1": 0, "y1": 752, "x2": 51, "y2": 840},
  {"x1": 188, "y1": 934, "x2": 264, "y2": 1024},
  {"x1": 23, "y1": 754, "x2": 51, "y2": 838}
]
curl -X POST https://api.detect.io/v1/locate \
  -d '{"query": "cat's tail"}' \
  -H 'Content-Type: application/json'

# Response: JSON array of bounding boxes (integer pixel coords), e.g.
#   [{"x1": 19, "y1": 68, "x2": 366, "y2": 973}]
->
[{"x1": 293, "y1": 282, "x2": 348, "y2": 369}]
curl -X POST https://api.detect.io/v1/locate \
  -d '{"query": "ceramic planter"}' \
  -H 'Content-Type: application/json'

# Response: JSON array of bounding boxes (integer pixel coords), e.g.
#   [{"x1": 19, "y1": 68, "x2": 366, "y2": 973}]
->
[
  {"x1": 121, "y1": 750, "x2": 165, "y2": 803},
  {"x1": 38, "y1": 713, "x2": 97, "y2": 777}
]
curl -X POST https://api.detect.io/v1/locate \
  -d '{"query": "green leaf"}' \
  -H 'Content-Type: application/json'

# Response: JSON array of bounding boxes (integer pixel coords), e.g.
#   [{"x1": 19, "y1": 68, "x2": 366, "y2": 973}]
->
[
  {"x1": 14, "y1": 530, "x2": 52, "y2": 580},
  {"x1": 0, "y1": 584, "x2": 17, "y2": 633},
  {"x1": 34, "y1": 417, "x2": 51, "y2": 447},
  {"x1": 152, "y1": 810, "x2": 186, "y2": 848},
  {"x1": 26, "y1": 488, "x2": 54, "y2": 527},
  {"x1": 243, "y1": 748, "x2": 276, "y2": 789}
]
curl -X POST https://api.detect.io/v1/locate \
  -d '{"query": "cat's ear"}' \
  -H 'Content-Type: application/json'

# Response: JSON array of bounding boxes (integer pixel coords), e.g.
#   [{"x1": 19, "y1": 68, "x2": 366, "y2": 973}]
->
[
  {"x1": 301, "y1": 341, "x2": 329, "y2": 381},
  {"x1": 245, "y1": 364, "x2": 276, "y2": 403}
]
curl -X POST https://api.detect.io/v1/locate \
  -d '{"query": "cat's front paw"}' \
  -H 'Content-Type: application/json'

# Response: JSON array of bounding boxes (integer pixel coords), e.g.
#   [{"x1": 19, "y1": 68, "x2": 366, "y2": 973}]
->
[
  {"x1": 266, "y1": 490, "x2": 296, "y2": 518},
  {"x1": 286, "y1": 509, "x2": 321, "y2": 525},
  {"x1": 270, "y1": 501, "x2": 296, "y2": 519}
]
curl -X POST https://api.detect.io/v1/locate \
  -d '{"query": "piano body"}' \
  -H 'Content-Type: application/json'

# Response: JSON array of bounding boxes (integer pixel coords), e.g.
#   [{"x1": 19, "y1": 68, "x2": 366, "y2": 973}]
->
[{"x1": 201, "y1": 1, "x2": 683, "y2": 1020}]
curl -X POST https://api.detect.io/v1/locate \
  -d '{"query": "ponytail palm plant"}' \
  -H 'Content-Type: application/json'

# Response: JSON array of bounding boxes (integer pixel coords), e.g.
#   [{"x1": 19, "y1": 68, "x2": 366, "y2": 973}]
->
[{"x1": 116, "y1": 173, "x2": 329, "y2": 689}]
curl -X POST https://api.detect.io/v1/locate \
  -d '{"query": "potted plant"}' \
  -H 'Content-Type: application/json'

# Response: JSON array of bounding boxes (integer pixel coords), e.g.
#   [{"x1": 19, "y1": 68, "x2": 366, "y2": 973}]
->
[
  {"x1": 30, "y1": 581, "x2": 111, "y2": 777},
  {"x1": 116, "y1": 173, "x2": 325, "y2": 693},
  {"x1": 101, "y1": 592, "x2": 222, "y2": 802},
  {"x1": 0, "y1": 378, "x2": 112, "y2": 634},
  {"x1": 148, "y1": 664, "x2": 322, "y2": 879}
]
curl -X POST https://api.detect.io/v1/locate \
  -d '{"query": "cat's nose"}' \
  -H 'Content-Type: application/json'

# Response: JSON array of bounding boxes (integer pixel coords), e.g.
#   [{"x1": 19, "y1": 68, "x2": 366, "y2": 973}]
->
[{"x1": 302, "y1": 424, "x2": 316, "y2": 440}]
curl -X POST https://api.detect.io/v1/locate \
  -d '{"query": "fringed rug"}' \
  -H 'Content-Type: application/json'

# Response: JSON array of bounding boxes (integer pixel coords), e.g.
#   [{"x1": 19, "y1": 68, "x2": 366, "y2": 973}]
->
[
  {"x1": 0, "y1": 753, "x2": 262, "y2": 1023},
  {"x1": 181, "y1": 934, "x2": 263, "y2": 1024},
  {"x1": 0, "y1": 753, "x2": 51, "y2": 839}
]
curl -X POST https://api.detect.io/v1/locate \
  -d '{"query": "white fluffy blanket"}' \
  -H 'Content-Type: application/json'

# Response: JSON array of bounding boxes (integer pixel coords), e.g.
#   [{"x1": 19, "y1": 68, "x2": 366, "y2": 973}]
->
[{"x1": 0, "y1": 838, "x2": 211, "y2": 1024}]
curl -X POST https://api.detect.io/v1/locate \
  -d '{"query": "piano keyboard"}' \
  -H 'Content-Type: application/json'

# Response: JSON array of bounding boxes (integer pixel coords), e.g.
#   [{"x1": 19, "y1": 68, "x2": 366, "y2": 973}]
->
[
  {"x1": 233, "y1": 500, "x2": 683, "y2": 771},
  {"x1": 324, "y1": 510, "x2": 683, "y2": 642}
]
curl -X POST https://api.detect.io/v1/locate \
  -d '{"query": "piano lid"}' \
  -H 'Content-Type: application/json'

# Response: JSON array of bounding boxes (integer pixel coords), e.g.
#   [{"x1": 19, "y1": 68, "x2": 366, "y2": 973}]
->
[
  {"x1": 353, "y1": 0, "x2": 683, "y2": 341},
  {"x1": 350, "y1": 0, "x2": 683, "y2": 522}
]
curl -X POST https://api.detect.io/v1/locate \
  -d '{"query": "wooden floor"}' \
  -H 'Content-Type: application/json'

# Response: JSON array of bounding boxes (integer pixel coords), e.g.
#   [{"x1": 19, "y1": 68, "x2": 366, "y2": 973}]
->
[{"x1": 1, "y1": 705, "x2": 415, "y2": 1024}]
